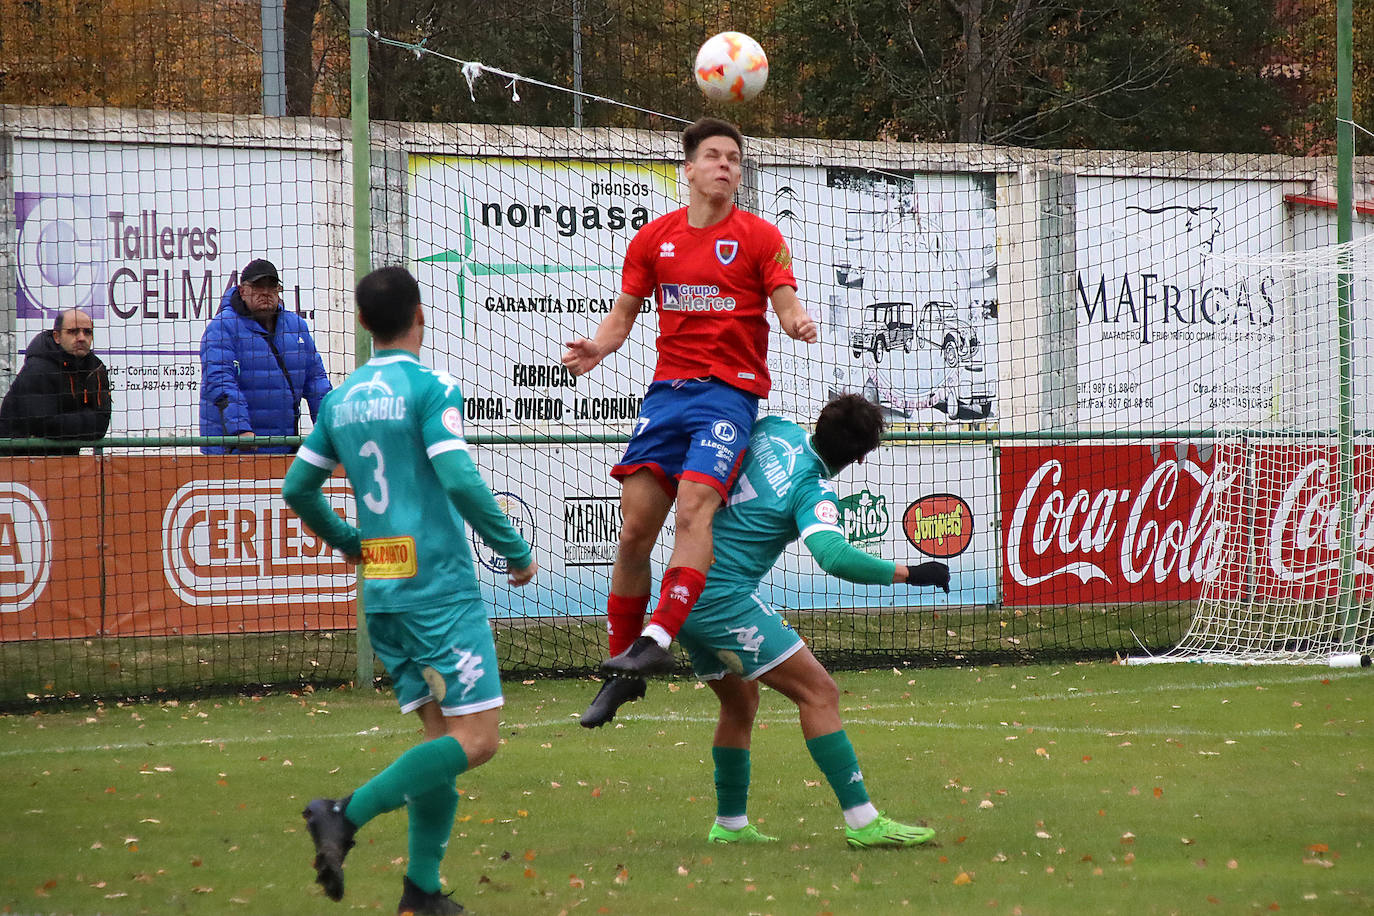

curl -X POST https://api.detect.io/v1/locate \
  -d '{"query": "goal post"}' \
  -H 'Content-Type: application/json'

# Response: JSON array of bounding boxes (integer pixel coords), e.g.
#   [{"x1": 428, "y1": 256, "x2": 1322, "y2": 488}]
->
[{"x1": 1126, "y1": 235, "x2": 1374, "y2": 667}]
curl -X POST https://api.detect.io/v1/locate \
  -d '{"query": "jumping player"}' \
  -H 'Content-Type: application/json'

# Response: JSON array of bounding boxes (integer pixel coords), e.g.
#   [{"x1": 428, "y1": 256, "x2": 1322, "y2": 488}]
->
[
  {"x1": 282, "y1": 266, "x2": 536, "y2": 915},
  {"x1": 582, "y1": 394, "x2": 950, "y2": 849},
  {"x1": 562, "y1": 117, "x2": 819, "y2": 694}
]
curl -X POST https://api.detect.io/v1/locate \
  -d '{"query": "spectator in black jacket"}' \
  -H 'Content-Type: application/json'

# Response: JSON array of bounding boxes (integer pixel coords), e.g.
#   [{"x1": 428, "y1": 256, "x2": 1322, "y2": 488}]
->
[{"x1": 0, "y1": 309, "x2": 112, "y2": 455}]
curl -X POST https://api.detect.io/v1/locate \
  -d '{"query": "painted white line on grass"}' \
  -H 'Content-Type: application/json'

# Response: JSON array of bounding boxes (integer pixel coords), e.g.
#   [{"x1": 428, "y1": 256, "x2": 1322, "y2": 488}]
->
[
  {"x1": 1, "y1": 669, "x2": 1363, "y2": 759},
  {"x1": 844, "y1": 669, "x2": 1368, "y2": 712}
]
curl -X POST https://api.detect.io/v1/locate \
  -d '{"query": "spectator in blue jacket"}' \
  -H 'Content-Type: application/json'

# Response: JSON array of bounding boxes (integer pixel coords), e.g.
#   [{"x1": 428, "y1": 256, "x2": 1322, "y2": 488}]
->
[{"x1": 199, "y1": 258, "x2": 332, "y2": 454}]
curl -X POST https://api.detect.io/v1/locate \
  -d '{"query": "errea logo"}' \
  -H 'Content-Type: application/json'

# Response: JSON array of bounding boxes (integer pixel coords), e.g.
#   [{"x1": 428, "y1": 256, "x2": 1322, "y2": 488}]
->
[{"x1": 659, "y1": 242, "x2": 676, "y2": 258}]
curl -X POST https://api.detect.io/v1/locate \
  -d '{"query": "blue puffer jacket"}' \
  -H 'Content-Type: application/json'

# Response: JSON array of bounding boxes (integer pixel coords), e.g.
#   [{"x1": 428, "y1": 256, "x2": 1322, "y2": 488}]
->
[{"x1": 198, "y1": 287, "x2": 332, "y2": 454}]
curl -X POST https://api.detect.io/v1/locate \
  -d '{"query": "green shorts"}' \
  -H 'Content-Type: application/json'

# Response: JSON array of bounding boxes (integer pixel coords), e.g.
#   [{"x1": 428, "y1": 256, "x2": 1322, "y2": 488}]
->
[
  {"x1": 678, "y1": 591, "x2": 805, "y2": 681},
  {"x1": 367, "y1": 602, "x2": 504, "y2": 716}
]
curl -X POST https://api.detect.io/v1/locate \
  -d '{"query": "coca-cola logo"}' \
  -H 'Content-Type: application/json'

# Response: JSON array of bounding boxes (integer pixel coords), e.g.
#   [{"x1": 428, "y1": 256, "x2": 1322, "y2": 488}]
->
[
  {"x1": 903, "y1": 494, "x2": 973, "y2": 558},
  {"x1": 1002, "y1": 447, "x2": 1234, "y2": 601},
  {"x1": 1263, "y1": 456, "x2": 1374, "y2": 584}
]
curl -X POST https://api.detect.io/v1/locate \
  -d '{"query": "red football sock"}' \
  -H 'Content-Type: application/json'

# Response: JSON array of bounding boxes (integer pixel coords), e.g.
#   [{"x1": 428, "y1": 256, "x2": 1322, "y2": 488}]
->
[
  {"x1": 646, "y1": 566, "x2": 707, "y2": 641},
  {"x1": 606, "y1": 593, "x2": 651, "y2": 656}
]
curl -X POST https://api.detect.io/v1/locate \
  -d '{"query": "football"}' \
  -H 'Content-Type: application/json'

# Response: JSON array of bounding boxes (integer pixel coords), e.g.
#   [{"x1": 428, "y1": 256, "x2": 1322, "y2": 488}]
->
[{"x1": 693, "y1": 31, "x2": 768, "y2": 103}]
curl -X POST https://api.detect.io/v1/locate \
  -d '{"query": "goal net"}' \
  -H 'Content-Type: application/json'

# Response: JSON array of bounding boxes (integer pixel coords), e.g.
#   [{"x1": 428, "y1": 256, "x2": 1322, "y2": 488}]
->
[{"x1": 1129, "y1": 232, "x2": 1374, "y2": 666}]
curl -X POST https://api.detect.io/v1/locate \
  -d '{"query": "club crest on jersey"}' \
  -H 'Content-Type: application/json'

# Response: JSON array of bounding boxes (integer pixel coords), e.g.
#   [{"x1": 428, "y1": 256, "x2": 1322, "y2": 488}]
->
[{"x1": 715, "y1": 239, "x2": 740, "y2": 265}]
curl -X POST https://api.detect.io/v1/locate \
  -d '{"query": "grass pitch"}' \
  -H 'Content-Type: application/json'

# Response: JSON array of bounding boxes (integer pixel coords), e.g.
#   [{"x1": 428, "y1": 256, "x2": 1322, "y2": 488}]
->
[{"x1": 1, "y1": 662, "x2": 1370, "y2": 915}]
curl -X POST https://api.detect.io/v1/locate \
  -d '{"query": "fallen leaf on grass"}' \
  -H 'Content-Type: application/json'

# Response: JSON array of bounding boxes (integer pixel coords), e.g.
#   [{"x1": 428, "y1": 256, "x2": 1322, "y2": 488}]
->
[
  {"x1": 953, "y1": 871, "x2": 973, "y2": 885},
  {"x1": 614, "y1": 867, "x2": 629, "y2": 885},
  {"x1": 568, "y1": 875, "x2": 585, "y2": 889}
]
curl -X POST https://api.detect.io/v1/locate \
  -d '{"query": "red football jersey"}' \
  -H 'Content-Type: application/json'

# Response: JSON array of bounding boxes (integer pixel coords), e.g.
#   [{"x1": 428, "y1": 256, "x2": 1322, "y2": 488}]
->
[{"x1": 621, "y1": 206, "x2": 797, "y2": 399}]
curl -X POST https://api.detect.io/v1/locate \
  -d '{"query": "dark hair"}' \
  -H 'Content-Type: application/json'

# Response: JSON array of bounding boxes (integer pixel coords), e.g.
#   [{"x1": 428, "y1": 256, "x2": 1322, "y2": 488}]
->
[
  {"x1": 683, "y1": 117, "x2": 744, "y2": 161},
  {"x1": 356, "y1": 266, "x2": 421, "y2": 341},
  {"x1": 812, "y1": 394, "x2": 886, "y2": 470}
]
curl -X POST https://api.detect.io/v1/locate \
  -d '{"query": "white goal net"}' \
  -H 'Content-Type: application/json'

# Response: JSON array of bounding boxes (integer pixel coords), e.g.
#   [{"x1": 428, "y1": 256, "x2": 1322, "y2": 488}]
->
[{"x1": 1131, "y1": 233, "x2": 1374, "y2": 666}]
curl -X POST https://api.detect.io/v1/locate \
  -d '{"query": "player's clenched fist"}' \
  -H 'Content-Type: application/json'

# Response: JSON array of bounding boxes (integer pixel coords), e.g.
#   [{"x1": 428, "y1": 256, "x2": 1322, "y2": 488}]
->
[{"x1": 787, "y1": 313, "x2": 819, "y2": 343}]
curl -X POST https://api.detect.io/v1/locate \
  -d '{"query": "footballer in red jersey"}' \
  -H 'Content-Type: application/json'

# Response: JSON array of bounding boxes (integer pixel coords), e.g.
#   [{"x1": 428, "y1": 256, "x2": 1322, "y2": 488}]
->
[{"x1": 562, "y1": 117, "x2": 818, "y2": 714}]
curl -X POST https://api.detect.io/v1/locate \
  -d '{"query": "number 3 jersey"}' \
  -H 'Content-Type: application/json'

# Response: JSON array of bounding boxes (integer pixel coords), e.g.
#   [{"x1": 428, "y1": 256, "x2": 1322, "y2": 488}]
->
[{"x1": 295, "y1": 350, "x2": 531, "y2": 613}]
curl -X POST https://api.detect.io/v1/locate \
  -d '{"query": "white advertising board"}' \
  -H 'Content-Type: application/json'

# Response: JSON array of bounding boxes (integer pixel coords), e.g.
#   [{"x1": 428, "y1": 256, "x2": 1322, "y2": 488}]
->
[
  {"x1": 756, "y1": 165, "x2": 1000, "y2": 428},
  {"x1": 409, "y1": 156, "x2": 679, "y2": 431},
  {"x1": 11, "y1": 139, "x2": 345, "y2": 437},
  {"x1": 468, "y1": 443, "x2": 996, "y2": 617},
  {"x1": 1073, "y1": 177, "x2": 1290, "y2": 428}
]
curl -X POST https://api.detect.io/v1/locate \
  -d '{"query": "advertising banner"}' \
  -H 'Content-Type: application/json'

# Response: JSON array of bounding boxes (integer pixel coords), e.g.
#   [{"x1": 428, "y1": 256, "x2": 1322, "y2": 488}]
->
[
  {"x1": 756, "y1": 166, "x2": 1000, "y2": 428},
  {"x1": 407, "y1": 158, "x2": 1000, "y2": 434},
  {"x1": 1209, "y1": 445, "x2": 1374, "y2": 602},
  {"x1": 409, "y1": 157, "x2": 678, "y2": 432},
  {"x1": 0, "y1": 456, "x2": 356, "y2": 640},
  {"x1": 1001, "y1": 444, "x2": 1228, "y2": 606},
  {"x1": 1001, "y1": 443, "x2": 1374, "y2": 606},
  {"x1": 11, "y1": 139, "x2": 344, "y2": 436},
  {"x1": 1073, "y1": 178, "x2": 1289, "y2": 428}
]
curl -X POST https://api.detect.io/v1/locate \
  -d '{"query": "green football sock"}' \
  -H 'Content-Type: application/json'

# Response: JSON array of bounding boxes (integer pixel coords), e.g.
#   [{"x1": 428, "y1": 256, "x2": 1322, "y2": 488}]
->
[
  {"x1": 805, "y1": 729, "x2": 870, "y2": 811},
  {"x1": 345, "y1": 735, "x2": 469, "y2": 828},
  {"x1": 405, "y1": 783, "x2": 460, "y2": 895},
  {"x1": 712, "y1": 745, "x2": 751, "y2": 820}
]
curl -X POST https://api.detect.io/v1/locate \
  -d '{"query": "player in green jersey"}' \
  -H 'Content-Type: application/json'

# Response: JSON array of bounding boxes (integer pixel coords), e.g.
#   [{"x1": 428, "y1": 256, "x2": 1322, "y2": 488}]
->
[
  {"x1": 583, "y1": 393, "x2": 949, "y2": 849},
  {"x1": 282, "y1": 266, "x2": 537, "y2": 915}
]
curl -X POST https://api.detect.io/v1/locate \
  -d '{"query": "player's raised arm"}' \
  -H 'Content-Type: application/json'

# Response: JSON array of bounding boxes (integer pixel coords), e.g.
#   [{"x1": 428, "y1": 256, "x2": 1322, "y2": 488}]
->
[
  {"x1": 770, "y1": 285, "x2": 818, "y2": 343},
  {"x1": 561, "y1": 292, "x2": 644, "y2": 376}
]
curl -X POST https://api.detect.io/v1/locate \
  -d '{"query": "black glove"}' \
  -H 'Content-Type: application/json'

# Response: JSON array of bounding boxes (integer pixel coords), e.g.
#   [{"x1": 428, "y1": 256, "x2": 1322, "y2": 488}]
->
[{"x1": 907, "y1": 561, "x2": 950, "y2": 593}]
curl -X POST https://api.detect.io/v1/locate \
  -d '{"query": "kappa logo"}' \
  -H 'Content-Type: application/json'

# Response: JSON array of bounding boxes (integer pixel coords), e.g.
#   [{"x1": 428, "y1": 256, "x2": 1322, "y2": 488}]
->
[
  {"x1": 848, "y1": 769, "x2": 864, "y2": 784},
  {"x1": 452, "y1": 648, "x2": 485, "y2": 699},
  {"x1": 659, "y1": 241, "x2": 676, "y2": 258},
  {"x1": 0, "y1": 483, "x2": 52, "y2": 615},
  {"x1": 728, "y1": 625, "x2": 765, "y2": 656},
  {"x1": 162, "y1": 479, "x2": 356, "y2": 606},
  {"x1": 715, "y1": 239, "x2": 739, "y2": 266}
]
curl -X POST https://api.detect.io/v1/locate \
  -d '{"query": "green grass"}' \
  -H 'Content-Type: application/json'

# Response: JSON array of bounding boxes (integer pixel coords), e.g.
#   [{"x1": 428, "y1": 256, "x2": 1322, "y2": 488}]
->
[
  {"x1": 2, "y1": 662, "x2": 1370, "y2": 915},
  {"x1": 0, "y1": 602, "x2": 1192, "y2": 705}
]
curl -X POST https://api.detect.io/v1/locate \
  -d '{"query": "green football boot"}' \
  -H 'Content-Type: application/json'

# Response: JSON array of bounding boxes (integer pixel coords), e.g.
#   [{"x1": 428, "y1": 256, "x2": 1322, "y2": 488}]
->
[
  {"x1": 844, "y1": 813, "x2": 935, "y2": 849},
  {"x1": 707, "y1": 822, "x2": 779, "y2": 845}
]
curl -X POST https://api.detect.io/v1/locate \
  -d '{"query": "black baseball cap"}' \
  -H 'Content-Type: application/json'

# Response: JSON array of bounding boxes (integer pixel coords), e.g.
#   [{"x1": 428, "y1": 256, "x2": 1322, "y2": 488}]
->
[{"x1": 239, "y1": 259, "x2": 280, "y2": 285}]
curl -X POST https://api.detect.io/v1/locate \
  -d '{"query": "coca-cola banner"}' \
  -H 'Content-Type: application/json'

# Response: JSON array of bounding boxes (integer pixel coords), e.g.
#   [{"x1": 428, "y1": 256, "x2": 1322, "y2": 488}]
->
[
  {"x1": 1002, "y1": 444, "x2": 1374, "y2": 606},
  {"x1": 1213, "y1": 445, "x2": 1374, "y2": 602},
  {"x1": 1002, "y1": 444, "x2": 1227, "y2": 605}
]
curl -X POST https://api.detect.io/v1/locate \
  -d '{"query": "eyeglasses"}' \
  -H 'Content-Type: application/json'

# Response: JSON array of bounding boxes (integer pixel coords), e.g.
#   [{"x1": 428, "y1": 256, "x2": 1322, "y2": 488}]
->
[{"x1": 244, "y1": 282, "x2": 283, "y2": 294}]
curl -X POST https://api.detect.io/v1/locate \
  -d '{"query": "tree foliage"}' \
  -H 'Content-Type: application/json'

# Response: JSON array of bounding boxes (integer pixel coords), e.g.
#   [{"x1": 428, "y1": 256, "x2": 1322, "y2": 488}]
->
[{"x1": 0, "y1": 0, "x2": 1366, "y2": 154}]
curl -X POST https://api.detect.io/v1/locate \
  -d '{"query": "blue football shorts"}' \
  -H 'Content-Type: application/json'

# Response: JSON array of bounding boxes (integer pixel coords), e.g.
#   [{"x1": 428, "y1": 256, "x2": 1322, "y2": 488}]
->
[
  {"x1": 612, "y1": 378, "x2": 758, "y2": 500},
  {"x1": 678, "y1": 590, "x2": 805, "y2": 681},
  {"x1": 366, "y1": 602, "x2": 504, "y2": 716}
]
